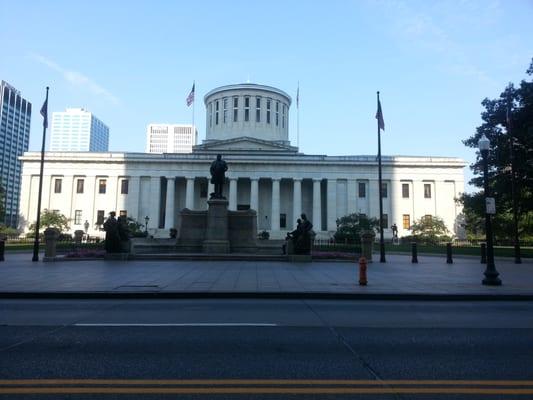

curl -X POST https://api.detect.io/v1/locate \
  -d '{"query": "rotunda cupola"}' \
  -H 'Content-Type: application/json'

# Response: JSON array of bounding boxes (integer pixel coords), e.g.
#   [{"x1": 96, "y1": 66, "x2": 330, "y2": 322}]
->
[{"x1": 203, "y1": 83, "x2": 291, "y2": 144}]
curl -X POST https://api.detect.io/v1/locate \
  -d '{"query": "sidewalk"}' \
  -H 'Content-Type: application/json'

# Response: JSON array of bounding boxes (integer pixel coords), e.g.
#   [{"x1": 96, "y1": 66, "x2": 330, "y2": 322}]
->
[{"x1": 1, "y1": 252, "x2": 532, "y2": 299}]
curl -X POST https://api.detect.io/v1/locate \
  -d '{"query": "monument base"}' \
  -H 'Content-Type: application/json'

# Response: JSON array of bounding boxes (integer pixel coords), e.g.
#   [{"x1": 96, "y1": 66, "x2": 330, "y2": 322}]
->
[{"x1": 202, "y1": 239, "x2": 230, "y2": 254}]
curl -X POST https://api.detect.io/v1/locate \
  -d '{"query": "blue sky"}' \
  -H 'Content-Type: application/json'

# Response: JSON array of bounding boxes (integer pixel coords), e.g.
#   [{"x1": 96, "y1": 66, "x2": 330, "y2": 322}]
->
[{"x1": 1, "y1": 0, "x2": 532, "y2": 190}]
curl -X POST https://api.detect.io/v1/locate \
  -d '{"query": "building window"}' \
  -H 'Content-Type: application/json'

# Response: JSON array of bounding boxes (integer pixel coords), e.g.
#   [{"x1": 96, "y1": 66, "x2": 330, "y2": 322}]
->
[
  {"x1": 223, "y1": 97, "x2": 228, "y2": 123},
  {"x1": 119, "y1": 210, "x2": 127, "y2": 217},
  {"x1": 96, "y1": 210, "x2": 105, "y2": 225},
  {"x1": 244, "y1": 97, "x2": 250, "y2": 121},
  {"x1": 275, "y1": 101, "x2": 279, "y2": 126},
  {"x1": 120, "y1": 179, "x2": 129, "y2": 194},
  {"x1": 280, "y1": 213, "x2": 287, "y2": 229},
  {"x1": 76, "y1": 179, "x2": 84, "y2": 194},
  {"x1": 403, "y1": 214, "x2": 410, "y2": 229},
  {"x1": 381, "y1": 213, "x2": 389, "y2": 229},
  {"x1": 266, "y1": 99, "x2": 271, "y2": 124},
  {"x1": 358, "y1": 182, "x2": 366, "y2": 198},
  {"x1": 402, "y1": 183, "x2": 409, "y2": 198},
  {"x1": 381, "y1": 182, "x2": 388, "y2": 198},
  {"x1": 424, "y1": 183, "x2": 432, "y2": 198},
  {"x1": 209, "y1": 103, "x2": 213, "y2": 127},
  {"x1": 74, "y1": 210, "x2": 82, "y2": 225},
  {"x1": 99, "y1": 179, "x2": 107, "y2": 194},
  {"x1": 424, "y1": 214, "x2": 432, "y2": 223},
  {"x1": 233, "y1": 97, "x2": 238, "y2": 122},
  {"x1": 256, "y1": 97, "x2": 261, "y2": 122},
  {"x1": 282, "y1": 105, "x2": 286, "y2": 128},
  {"x1": 54, "y1": 178, "x2": 62, "y2": 194},
  {"x1": 215, "y1": 100, "x2": 219, "y2": 125}
]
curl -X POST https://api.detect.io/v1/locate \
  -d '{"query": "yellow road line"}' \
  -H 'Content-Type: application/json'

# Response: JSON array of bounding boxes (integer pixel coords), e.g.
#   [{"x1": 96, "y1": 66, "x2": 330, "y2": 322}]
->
[
  {"x1": 1, "y1": 379, "x2": 533, "y2": 386},
  {"x1": 1, "y1": 387, "x2": 533, "y2": 395}
]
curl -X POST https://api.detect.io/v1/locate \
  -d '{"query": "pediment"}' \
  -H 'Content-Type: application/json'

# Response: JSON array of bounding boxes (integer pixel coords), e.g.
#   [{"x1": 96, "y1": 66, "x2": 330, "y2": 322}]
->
[{"x1": 193, "y1": 137, "x2": 298, "y2": 152}]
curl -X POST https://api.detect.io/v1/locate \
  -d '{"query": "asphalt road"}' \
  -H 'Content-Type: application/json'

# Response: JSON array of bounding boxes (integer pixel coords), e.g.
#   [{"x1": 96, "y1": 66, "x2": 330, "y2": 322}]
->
[{"x1": 1, "y1": 299, "x2": 533, "y2": 399}]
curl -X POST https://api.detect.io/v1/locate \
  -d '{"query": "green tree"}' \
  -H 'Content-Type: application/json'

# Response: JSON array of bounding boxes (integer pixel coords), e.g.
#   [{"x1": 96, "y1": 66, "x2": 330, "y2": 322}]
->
[
  {"x1": 126, "y1": 217, "x2": 146, "y2": 237},
  {"x1": 334, "y1": 213, "x2": 380, "y2": 243},
  {"x1": 28, "y1": 209, "x2": 70, "y2": 235},
  {"x1": 410, "y1": 216, "x2": 451, "y2": 244},
  {"x1": 460, "y1": 58, "x2": 533, "y2": 241}
]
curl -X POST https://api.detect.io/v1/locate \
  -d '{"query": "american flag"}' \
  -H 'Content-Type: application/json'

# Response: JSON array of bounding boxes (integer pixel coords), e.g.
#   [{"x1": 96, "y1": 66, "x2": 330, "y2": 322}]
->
[
  {"x1": 296, "y1": 83, "x2": 299, "y2": 109},
  {"x1": 186, "y1": 83, "x2": 195, "y2": 107},
  {"x1": 40, "y1": 95, "x2": 48, "y2": 129},
  {"x1": 376, "y1": 98, "x2": 385, "y2": 131}
]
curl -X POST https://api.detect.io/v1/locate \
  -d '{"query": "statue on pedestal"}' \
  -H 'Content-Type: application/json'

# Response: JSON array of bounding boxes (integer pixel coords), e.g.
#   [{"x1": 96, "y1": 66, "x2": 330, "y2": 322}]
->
[
  {"x1": 103, "y1": 212, "x2": 121, "y2": 253},
  {"x1": 286, "y1": 213, "x2": 314, "y2": 255},
  {"x1": 210, "y1": 154, "x2": 228, "y2": 199}
]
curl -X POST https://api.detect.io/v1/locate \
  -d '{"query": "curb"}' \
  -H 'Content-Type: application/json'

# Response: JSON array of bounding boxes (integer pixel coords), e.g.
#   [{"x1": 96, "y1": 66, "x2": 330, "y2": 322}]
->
[{"x1": 1, "y1": 291, "x2": 532, "y2": 301}]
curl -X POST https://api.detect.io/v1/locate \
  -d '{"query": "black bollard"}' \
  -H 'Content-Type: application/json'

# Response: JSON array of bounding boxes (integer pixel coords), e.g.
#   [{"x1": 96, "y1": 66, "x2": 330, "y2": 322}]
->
[
  {"x1": 411, "y1": 242, "x2": 418, "y2": 263},
  {"x1": 446, "y1": 242, "x2": 453, "y2": 264},
  {"x1": 0, "y1": 239, "x2": 4, "y2": 262},
  {"x1": 480, "y1": 243, "x2": 487, "y2": 264}
]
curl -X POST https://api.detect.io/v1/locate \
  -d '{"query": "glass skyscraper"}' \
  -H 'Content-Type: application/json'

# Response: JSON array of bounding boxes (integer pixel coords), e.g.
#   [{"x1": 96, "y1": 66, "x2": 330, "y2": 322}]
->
[
  {"x1": 50, "y1": 108, "x2": 109, "y2": 152},
  {"x1": 0, "y1": 81, "x2": 31, "y2": 228}
]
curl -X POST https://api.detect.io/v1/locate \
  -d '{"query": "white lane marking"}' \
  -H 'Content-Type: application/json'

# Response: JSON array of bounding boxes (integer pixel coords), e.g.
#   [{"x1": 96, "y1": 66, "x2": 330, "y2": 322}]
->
[{"x1": 74, "y1": 323, "x2": 278, "y2": 327}]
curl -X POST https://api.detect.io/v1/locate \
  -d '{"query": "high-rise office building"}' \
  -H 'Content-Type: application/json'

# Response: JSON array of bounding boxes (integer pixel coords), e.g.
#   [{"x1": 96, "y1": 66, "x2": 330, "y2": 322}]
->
[
  {"x1": 0, "y1": 81, "x2": 31, "y2": 227},
  {"x1": 146, "y1": 124, "x2": 197, "y2": 153},
  {"x1": 50, "y1": 108, "x2": 109, "y2": 152}
]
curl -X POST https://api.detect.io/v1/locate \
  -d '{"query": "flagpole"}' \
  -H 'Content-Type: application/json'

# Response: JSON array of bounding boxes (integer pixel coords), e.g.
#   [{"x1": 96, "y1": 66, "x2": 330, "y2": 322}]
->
[
  {"x1": 377, "y1": 91, "x2": 386, "y2": 263},
  {"x1": 192, "y1": 81, "x2": 195, "y2": 131},
  {"x1": 32, "y1": 86, "x2": 49, "y2": 262},
  {"x1": 297, "y1": 82, "x2": 300, "y2": 149}
]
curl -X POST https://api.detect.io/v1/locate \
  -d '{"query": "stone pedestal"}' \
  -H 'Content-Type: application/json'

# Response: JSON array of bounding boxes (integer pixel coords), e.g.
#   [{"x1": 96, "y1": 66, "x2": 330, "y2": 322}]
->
[
  {"x1": 74, "y1": 230, "x2": 84, "y2": 244},
  {"x1": 203, "y1": 199, "x2": 230, "y2": 253},
  {"x1": 44, "y1": 227, "x2": 60, "y2": 261},
  {"x1": 361, "y1": 231, "x2": 375, "y2": 263}
]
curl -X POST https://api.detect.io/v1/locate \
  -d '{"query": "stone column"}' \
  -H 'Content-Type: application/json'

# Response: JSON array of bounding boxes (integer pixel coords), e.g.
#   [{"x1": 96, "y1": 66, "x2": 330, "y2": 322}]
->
[
  {"x1": 127, "y1": 176, "x2": 141, "y2": 221},
  {"x1": 271, "y1": 178, "x2": 280, "y2": 231},
  {"x1": 229, "y1": 178, "x2": 237, "y2": 210},
  {"x1": 312, "y1": 179, "x2": 322, "y2": 231},
  {"x1": 327, "y1": 178, "x2": 337, "y2": 231},
  {"x1": 149, "y1": 176, "x2": 161, "y2": 229},
  {"x1": 292, "y1": 179, "x2": 302, "y2": 229},
  {"x1": 185, "y1": 177, "x2": 195, "y2": 209},
  {"x1": 347, "y1": 179, "x2": 357, "y2": 215},
  {"x1": 250, "y1": 178, "x2": 259, "y2": 211},
  {"x1": 164, "y1": 177, "x2": 175, "y2": 229}
]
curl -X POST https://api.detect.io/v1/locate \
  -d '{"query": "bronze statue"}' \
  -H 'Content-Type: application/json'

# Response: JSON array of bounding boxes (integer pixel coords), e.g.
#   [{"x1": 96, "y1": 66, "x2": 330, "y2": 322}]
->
[
  {"x1": 286, "y1": 213, "x2": 314, "y2": 255},
  {"x1": 210, "y1": 154, "x2": 228, "y2": 199},
  {"x1": 103, "y1": 211, "x2": 121, "y2": 253}
]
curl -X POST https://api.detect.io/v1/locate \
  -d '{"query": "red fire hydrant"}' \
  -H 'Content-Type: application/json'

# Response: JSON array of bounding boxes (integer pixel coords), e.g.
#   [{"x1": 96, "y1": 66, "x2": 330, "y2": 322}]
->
[{"x1": 359, "y1": 256, "x2": 367, "y2": 286}]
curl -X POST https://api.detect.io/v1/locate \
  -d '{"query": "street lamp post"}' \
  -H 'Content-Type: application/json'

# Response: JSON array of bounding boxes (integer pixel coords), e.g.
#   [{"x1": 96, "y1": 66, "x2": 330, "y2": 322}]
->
[
  {"x1": 144, "y1": 216, "x2": 150, "y2": 234},
  {"x1": 478, "y1": 134, "x2": 502, "y2": 286}
]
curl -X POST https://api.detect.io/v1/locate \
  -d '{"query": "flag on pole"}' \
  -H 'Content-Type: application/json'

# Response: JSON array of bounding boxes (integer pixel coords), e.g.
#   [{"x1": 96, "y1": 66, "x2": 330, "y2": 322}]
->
[
  {"x1": 40, "y1": 96, "x2": 48, "y2": 129},
  {"x1": 186, "y1": 83, "x2": 195, "y2": 107},
  {"x1": 296, "y1": 83, "x2": 299, "y2": 109},
  {"x1": 376, "y1": 97, "x2": 385, "y2": 131}
]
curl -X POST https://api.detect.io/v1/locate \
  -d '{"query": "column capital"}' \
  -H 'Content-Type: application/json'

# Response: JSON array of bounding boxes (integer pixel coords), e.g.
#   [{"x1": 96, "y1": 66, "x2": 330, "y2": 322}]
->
[
  {"x1": 313, "y1": 178, "x2": 322, "y2": 183},
  {"x1": 272, "y1": 177, "x2": 281, "y2": 182},
  {"x1": 165, "y1": 176, "x2": 176, "y2": 181},
  {"x1": 293, "y1": 178, "x2": 302, "y2": 182}
]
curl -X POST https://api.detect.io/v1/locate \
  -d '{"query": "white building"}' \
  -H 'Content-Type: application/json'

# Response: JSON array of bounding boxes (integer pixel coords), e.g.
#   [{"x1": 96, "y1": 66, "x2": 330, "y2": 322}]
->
[
  {"x1": 146, "y1": 124, "x2": 197, "y2": 153},
  {"x1": 50, "y1": 108, "x2": 109, "y2": 152},
  {"x1": 19, "y1": 83, "x2": 465, "y2": 240}
]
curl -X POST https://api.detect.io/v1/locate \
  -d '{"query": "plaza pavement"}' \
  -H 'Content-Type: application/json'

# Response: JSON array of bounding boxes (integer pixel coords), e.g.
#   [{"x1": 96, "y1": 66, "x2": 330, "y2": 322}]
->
[{"x1": 0, "y1": 252, "x2": 532, "y2": 299}]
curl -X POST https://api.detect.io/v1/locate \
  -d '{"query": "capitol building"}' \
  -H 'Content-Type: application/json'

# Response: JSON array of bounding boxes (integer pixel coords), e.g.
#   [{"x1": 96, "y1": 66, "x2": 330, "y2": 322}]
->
[{"x1": 19, "y1": 83, "x2": 466, "y2": 240}]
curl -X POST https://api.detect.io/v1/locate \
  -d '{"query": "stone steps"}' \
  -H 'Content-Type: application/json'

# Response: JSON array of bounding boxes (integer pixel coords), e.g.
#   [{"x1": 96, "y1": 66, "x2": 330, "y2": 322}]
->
[{"x1": 132, "y1": 253, "x2": 289, "y2": 261}]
